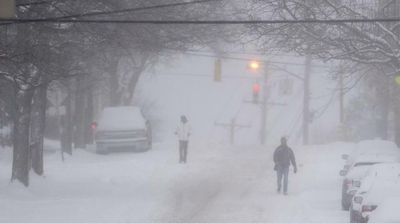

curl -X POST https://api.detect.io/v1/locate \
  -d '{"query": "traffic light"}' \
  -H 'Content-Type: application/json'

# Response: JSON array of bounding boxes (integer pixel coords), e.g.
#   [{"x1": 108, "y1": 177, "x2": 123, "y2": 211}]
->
[
  {"x1": 252, "y1": 83, "x2": 260, "y2": 104},
  {"x1": 248, "y1": 61, "x2": 260, "y2": 72},
  {"x1": 395, "y1": 73, "x2": 400, "y2": 86},
  {"x1": 0, "y1": 0, "x2": 15, "y2": 18},
  {"x1": 91, "y1": 121, "x2": 97, "y2": 131},
  {"x1": 214, "y1": 59, "x2": 222, "y2": 82}
]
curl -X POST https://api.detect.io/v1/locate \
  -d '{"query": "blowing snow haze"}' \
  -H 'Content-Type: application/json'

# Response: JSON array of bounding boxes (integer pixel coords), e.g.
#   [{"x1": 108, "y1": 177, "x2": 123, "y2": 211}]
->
[{"x1": 1, "y1": 0, "x2": 400, "y2": 223}]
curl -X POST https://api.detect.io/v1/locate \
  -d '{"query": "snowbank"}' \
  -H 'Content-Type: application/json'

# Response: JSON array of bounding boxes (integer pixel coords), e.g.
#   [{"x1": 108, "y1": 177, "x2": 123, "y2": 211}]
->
[{"x1": 0, "y1": 141, "x2": 355, "y2": 223}]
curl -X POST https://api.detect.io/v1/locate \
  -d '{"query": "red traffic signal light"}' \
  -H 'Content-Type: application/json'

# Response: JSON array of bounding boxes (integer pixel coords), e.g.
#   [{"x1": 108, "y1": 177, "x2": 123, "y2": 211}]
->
[
  {"x1": 252, "y1": 83, "x2": 261, "y2": 93},
  {"x1": 91, "y1": 121, "x2": 98, "y2": 131},
  {"x1": 252, "y1": 83, "x2": 260, "y2": 104}
]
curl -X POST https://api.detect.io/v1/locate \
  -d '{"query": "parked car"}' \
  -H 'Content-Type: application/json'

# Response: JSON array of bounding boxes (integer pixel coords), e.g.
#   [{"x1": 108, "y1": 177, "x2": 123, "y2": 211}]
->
[
  {"x1": 368, "y1": 197, "x2": 400, "y2": 223},
  {"x1": 341, "y1": 140, "x2": 399, "y2": 173},
  {"x1": 351, "y1": 168, "x2": 400, "y2": 223},
  {"x1": 349, "y1": 163, "x2": 400, "y2": 223},
  {"x1": 341, "y1": 164, "x2": 373, "y2": 211},
  {"x1": 95, "y1": 106, "x2": 152, "y2": 154},
  {"x1": 340, "y1": 154, "x2": 400, "y2": 211}
]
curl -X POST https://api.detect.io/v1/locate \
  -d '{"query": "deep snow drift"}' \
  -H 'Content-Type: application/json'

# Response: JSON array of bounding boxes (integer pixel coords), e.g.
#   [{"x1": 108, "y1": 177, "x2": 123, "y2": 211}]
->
[{"x1": 0, "y1": 140, "x2": 353, "y2": 223}]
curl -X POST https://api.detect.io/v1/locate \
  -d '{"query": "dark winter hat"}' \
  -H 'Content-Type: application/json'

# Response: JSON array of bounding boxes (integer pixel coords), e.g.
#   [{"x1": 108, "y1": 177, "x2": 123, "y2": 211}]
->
[{"x1": 181, "y1": 115, "x2": 187, "y2": 122}]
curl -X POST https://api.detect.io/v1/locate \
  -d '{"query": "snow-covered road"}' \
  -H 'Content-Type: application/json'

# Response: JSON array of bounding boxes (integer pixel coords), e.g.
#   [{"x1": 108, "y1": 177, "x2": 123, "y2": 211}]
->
[{"x1": 0, "y1": 142, "x2": 353, "y2": 223}]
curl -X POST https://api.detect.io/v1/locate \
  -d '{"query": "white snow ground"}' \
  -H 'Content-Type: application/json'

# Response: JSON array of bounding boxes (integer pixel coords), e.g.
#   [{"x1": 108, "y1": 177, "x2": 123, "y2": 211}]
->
[{"x1": 0, "y1": 141, "x2": 353, "y2": 223}]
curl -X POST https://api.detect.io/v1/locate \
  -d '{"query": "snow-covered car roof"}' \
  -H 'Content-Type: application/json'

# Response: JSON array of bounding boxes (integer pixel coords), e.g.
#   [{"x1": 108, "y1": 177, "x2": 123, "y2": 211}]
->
[
  {"x1": 345, "y1": 140, "x2": 399, "y2": 166},
  {"x1": 358, "y1": 163, "x2": 400, "y2": 193},
  {"x1": 367, "y1": 163, "x2": 400, "y2": 178},
  {"x1": 97, "y1": 106, "x2": 146, "y2": 131},
  {"x1": 369, "y1": 196, "x2": 400, "y2": 223},
  {"x1": 359, "y1": 179, "x2": 400, "y2": 205},
  {"x1": 345, "y1": 155, "x2": 400, "y2": 179},
  {"x1": 356, "y1": 140, "x2": 398, "y2": 151}
]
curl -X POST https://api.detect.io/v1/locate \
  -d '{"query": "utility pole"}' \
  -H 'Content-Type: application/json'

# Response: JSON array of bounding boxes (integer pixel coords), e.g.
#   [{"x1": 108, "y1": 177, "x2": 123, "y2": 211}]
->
[
  {"x1": 215, "y1": 118, "x2": 251, "y2": 145},
  {"x1": 246, "y1": 61, "x2": 287, "y2": 145},
  {"x1": 260, "y1": 65, "x2": 269, "y2": 145},
  {"x1": 303, "y1": 55, "x2": 311, "y2": 145},
  {"x1": 247, "y1": 60, "x2": 269, "y2": 145},
  {"x1": 339, "y1": 70, "x2": 344, "y2": 124}
]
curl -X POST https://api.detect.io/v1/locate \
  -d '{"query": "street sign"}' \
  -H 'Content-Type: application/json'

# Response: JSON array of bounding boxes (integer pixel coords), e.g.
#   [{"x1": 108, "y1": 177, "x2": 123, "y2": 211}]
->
[{"x1": 0, "y1": 0, "x2": 15, "y2": 18}]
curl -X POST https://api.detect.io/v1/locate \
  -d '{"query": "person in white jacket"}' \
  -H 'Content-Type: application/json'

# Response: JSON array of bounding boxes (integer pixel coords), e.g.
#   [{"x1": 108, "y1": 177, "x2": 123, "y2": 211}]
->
[{"x1": 175, "y1": 115, "x2": 191, "y2": 163}]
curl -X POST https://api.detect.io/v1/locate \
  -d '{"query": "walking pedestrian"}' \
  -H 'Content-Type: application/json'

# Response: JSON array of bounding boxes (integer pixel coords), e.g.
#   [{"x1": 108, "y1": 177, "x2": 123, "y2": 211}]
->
[
  {"x1": 175, "y1": 115, "x2": 191, "y2": 163},
  {"x1": 273, "y1": 137, "x2": 297, "y2": 195}
]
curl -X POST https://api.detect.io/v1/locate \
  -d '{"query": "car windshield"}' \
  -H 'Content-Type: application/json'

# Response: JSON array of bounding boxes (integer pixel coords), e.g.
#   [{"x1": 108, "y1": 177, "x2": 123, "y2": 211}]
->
[{"x1": 2, "y1": 1, "x2": 400, "y2": 223}]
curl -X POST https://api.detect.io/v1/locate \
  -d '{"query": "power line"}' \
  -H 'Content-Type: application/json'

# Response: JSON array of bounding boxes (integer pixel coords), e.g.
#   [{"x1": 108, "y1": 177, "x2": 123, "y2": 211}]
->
[
  {"x1": 16, "y1": 1, "x2": 52, "y2": 7},
  {"x1": 1, "y1": 0, "x2": 221, "y2": 26},
  {"x1": 155, "y1": 72, "x2": 255, "y2": 79},
  {"x1": 2, "y1": 17, "x2": 400, "y2": 25},
  {"x1": 167, "y1": 51, "x2": 329, "y2": 68},
  {"x1": 55, "y1": 0, "x2": 221, "y2": 20}
]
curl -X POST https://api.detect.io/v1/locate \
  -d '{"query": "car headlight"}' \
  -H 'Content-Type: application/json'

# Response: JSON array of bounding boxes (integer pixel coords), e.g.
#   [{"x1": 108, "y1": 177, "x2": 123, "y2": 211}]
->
[
  {"x1": 354, "y1": 196, "x2": 363, "y2": 204},
  {"x1": 353, "y1": 180, "x2": 361, "y2": 187}
]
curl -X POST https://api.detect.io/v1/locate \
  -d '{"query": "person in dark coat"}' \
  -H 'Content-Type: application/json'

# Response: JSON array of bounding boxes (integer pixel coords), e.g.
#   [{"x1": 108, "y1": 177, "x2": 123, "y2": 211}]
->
[{"x1": 273, "y1": 137, "x2": 297, "y2": 195}]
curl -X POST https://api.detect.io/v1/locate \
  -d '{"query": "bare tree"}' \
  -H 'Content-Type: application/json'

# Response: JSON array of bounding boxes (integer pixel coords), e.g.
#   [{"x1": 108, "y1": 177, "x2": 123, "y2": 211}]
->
[{"x1": 248, "y1": 0, "x2": 400, "y2": 142}]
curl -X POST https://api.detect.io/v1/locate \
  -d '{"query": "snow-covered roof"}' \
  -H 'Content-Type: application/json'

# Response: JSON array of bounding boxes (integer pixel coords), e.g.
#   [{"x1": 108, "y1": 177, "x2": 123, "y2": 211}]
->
[{"x1": 97, "y1": 106, "x2": 146, "y2": 131}]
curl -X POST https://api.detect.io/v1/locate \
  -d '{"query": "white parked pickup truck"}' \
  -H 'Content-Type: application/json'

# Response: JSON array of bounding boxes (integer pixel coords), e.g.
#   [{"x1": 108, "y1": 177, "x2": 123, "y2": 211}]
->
[{"x1": 94, "y1": 106, "x2": 152, "y2": 154}]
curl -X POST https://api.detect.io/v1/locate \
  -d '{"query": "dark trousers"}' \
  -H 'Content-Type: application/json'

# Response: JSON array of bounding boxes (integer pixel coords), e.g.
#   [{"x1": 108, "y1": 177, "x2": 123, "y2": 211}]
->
[
  {"x1": 179, "y1": 140, "x2": 188, "y2": 163},
  {"x1": 277, "y1": 166, "x2": 289, "y2": 193}
]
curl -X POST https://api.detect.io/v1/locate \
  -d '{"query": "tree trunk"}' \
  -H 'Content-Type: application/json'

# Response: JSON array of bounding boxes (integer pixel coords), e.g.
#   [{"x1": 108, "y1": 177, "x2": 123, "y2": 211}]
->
[
  {"x1": 30, "y1": 84, "x2": 47, "y2": 175},
  {"x1": 122, "y1": 72, "x2": 141, "y2": 106},
  {"x1": 11, "y1": 88, "x2": 34, "y2": 186},
  {"x1": 61, "y1": 81, "x2": 73, "y2": 155},
  {"x1": 377, "y1": 78, "x2": 390, "y2": 140},
  {"x1": 395, "y1": 106, "x2": 400, "y2": 147},
  {"x1": 73, "y1": 77, "x2": 86, "y2": 149},
  {"x1": 108, "y1": 61, "x2": 122, "y2": 106},
  {"x1": 392, "y1": 72, "x2": 400, "y2": 146},
  {"x1": 84, "y1": 87, "x2": 94, "y2": 144}
]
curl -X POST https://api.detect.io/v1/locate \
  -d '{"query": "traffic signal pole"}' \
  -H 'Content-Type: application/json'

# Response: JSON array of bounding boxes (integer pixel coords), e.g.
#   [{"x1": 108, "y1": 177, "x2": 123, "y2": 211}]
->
[
  {"x1": 260, "y1": 66, "x2": 269, "y2": 145},
  {"x1": 303, "y1": 55, "x2": 311, "y2": 145},
  {"x1": 246, "y1": 61, "x2": 273, "y2": 145},
  {"x1": 339, "y1": 68, "x2": 344, "y2": 124}
]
